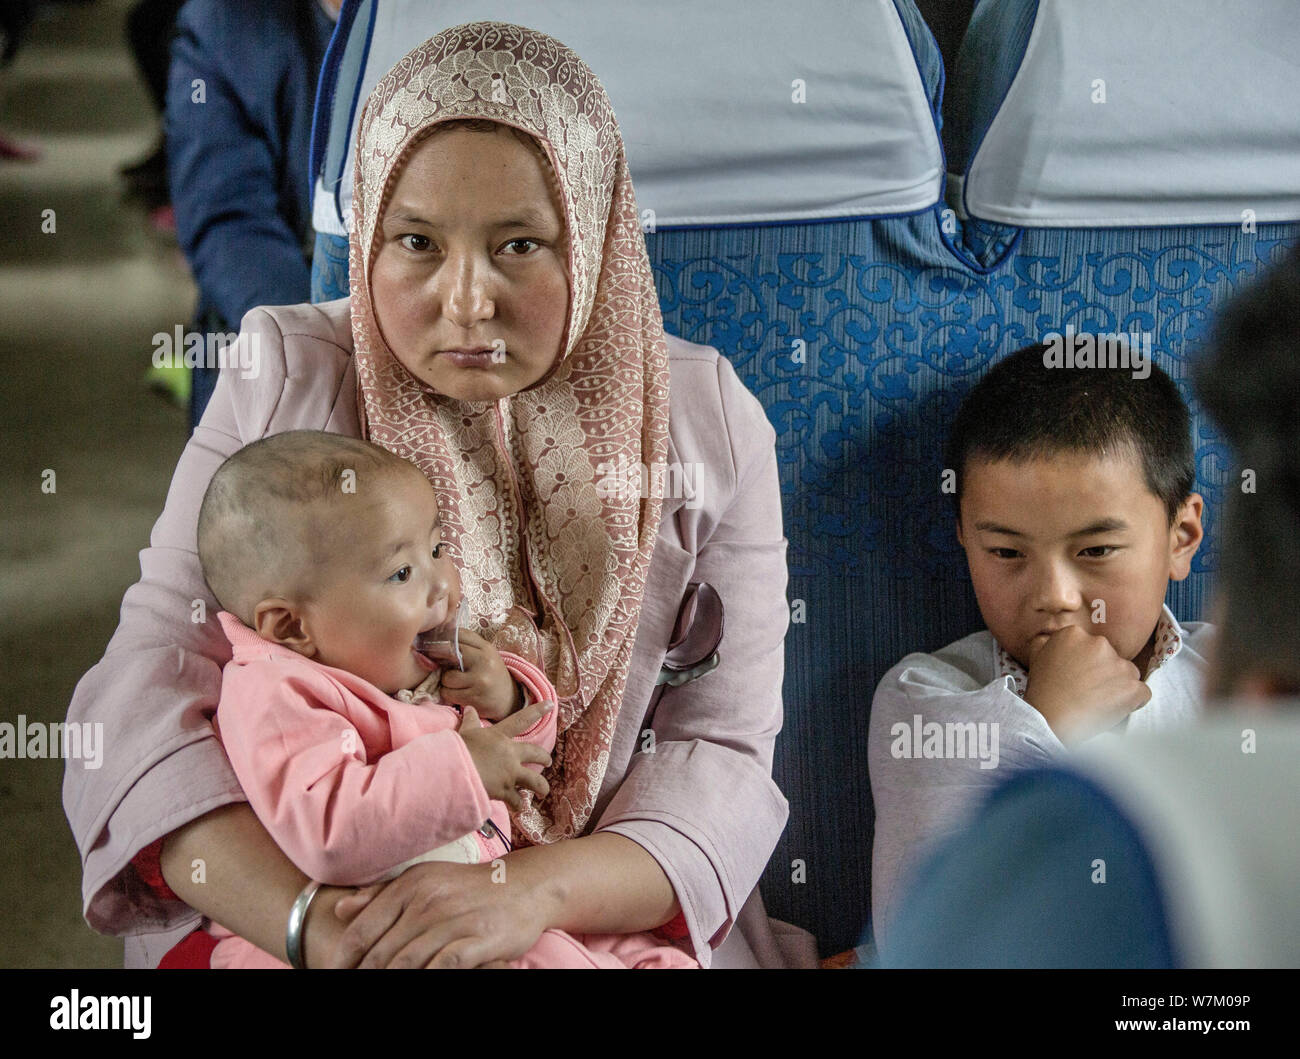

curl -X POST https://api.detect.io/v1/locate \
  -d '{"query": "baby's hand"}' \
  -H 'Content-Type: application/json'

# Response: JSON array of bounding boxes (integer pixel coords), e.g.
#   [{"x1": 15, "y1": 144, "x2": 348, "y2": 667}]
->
[
  {"x1": 426, "y1": 628, "x2": 522, "y2": 721},
  {"x1": 457, "y1": 704, "x2": 553, "y2": 810},
  {"x1": 1023, "y1": 625, "x2": 1151, "y2": 744}
]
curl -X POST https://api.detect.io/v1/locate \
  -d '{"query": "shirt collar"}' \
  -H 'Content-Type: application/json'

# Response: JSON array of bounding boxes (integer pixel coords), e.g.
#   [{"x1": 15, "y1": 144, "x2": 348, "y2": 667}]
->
[{"x1": 995, "y1": 603, "x2": 1186, "y2": 697}]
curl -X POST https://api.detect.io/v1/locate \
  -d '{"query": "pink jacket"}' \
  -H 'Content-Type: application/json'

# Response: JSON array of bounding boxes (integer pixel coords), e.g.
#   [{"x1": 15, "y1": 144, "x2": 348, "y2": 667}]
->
[
  {"x1": 63, "y1": 298, "x2": 792, "y2": 968},
  {"x1": 210, "y1": 611, "x2": 556, "y2": 887}
]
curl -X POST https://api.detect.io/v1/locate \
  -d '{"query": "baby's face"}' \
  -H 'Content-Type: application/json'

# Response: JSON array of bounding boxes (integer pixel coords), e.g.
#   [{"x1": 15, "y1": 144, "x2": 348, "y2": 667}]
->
[
  {"x1": 957, "y1": 450, "x2": 1203, "y2": 672},
  {"x1": 299, "y1": 468, "x2": 462, "y2": 694}
]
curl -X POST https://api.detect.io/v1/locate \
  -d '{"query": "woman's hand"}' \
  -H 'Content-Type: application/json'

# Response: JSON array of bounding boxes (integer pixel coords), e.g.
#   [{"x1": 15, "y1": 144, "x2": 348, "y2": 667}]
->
[{"x1": 327, "y1": 859, "x2": 559, "y2": 968}]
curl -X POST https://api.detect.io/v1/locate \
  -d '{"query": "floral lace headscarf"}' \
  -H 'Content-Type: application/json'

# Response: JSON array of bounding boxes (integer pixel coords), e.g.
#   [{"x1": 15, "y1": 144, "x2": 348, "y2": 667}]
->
[{"x1": 351, "y1": 22, "x2": 671, "y2": 843}]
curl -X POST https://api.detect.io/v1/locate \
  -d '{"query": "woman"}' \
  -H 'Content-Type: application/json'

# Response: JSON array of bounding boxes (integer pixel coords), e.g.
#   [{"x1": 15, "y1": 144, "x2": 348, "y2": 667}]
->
[{"x1": 64, "y1": 21, "x2": 803, "y2": 969}]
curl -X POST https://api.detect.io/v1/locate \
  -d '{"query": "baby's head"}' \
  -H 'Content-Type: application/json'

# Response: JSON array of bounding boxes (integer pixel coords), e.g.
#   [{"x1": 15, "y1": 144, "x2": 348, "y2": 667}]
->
[
  {"x1": 945, "y1": 342, "x2": 1204, "y2": 672},
  {"x1": 197, "y1": 430, "x2": 461, "y2": 694}
]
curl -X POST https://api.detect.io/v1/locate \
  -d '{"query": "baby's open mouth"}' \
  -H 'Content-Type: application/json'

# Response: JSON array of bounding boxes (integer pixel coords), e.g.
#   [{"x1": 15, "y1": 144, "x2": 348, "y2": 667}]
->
[{"x1": 412, "y1": 602, "x2": 464, "y2": 670}]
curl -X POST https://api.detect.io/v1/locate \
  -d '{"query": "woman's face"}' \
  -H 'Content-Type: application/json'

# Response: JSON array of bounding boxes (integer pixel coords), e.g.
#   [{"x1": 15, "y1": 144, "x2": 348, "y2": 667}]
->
[{"x1": 370, "y1": 125, "x2": 570, "y2": 403}]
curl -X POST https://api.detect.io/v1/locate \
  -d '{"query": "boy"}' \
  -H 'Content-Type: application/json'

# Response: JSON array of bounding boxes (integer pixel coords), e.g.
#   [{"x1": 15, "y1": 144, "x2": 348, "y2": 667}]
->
[
  {"x1": 880, "y1": 249, "x2": 1300, "y2": 970},
  {"x1": 868, "y1": 343, "x2": 1212, "y2": 948}
]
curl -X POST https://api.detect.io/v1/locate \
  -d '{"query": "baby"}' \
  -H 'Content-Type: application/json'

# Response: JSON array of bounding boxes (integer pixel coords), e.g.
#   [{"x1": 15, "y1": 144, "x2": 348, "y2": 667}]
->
[{"x1": 195, "y1": 429, "x2": 695, "y2": 969}]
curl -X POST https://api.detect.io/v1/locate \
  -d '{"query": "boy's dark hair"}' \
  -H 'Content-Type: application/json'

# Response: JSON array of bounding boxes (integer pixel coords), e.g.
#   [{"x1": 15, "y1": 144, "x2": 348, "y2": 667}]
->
[
  {"x1": 1194, "y1": 246, "x2": 1300, "y2": 696},
  {"x1": 944, "y1": 342, "x2": 1195, "y2": 524}
]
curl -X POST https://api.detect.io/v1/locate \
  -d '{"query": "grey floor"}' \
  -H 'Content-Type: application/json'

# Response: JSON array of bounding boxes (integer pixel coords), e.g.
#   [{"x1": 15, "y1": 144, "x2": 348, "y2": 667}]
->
[{"x1": 1, "y1": 0, "x2": 195, "y2": 967}]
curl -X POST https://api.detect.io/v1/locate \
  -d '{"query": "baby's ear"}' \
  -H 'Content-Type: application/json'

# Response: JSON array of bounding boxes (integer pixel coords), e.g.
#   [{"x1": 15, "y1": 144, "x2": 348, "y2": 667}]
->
[
  {"x1": 253, "y1": 598, "x2": 314, "y2": 654},
  {"x1": 1167, "y1": 493, "x2": 1205, "y2": 581}
]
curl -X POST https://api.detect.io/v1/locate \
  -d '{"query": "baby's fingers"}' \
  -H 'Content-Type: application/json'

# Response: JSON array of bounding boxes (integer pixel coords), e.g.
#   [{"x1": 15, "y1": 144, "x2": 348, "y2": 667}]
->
[
  {"x1": 517, "y1": 743, "x2": 552, "y2": 769},
  {"x1": 514, "y1": 768, "x2": 550, "y2": 800},
  {"x1": 498, "y1": 699, "x2": 554, "y2": 735}
]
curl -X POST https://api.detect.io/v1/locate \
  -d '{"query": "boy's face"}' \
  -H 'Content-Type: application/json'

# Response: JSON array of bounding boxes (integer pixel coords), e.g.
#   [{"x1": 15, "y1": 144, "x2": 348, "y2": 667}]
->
[
  {"x1": 956, "y1": 450, "x2": 1203, "y2": 672},
  {"x1": 295, "y1": 468, "x2": 463, "y2": 694}
]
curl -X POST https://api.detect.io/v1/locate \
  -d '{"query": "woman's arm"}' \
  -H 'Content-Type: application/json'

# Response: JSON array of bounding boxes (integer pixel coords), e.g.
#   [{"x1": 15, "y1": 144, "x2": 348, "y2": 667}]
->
[
  {"x1": 158, "y1": 803, "x2": 351, "y2": 968},
  {"x1": 326, "y1": 831, "x2": 678, "y2": 968}
]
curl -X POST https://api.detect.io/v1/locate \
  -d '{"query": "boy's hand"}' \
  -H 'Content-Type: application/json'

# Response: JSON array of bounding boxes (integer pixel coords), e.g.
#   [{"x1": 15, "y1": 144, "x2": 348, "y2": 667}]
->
[
  {"x1": 457, "y1": 704, "x2": 553, "y2": 810},
  {"x1": 1023, "y1": 625, "x2": 1152, "y2": 744},
  {"x1": 425, "y1": 629, "x2": 522, "y2": 721}
]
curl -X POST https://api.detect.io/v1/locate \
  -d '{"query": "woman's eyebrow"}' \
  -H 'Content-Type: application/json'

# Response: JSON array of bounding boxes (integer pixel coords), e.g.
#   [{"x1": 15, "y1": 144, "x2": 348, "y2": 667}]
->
[
  {"x1": 384, "y1": 207, "x2": 556, "y2": 230},
  {"x1": 384, "y1": 209, "x2": 433, "y2": 227},
  {"x1": 489, "y1": 207, "x2": 556, "y2": 229}
]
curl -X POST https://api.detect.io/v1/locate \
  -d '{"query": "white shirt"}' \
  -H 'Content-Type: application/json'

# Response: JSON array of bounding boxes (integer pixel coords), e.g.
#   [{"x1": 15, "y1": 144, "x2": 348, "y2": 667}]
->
[{"x1": 868, "y1": 605, "x2": 1214, "y2": 950}]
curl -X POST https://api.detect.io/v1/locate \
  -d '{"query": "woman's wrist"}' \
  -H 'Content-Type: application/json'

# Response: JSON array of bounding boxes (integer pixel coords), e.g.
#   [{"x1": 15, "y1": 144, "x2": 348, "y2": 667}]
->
[
  {"x1": 301, "y1": 885, "x2": 352, "y2": 968},
  {"x1": 505, "y1": 832, "x2": 678, "y2": 936}
]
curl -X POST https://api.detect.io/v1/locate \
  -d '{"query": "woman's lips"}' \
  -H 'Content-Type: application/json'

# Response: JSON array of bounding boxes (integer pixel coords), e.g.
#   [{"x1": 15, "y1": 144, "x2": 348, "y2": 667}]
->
[{"x1": 438, "y1": 347, "x2": 501, "y2": 369}]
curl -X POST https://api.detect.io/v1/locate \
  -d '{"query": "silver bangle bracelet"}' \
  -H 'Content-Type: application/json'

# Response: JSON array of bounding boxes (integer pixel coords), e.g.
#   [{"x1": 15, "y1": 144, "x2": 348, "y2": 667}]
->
[{"x1": 286, "y1": 879, "x2": 323, "y2": 970}]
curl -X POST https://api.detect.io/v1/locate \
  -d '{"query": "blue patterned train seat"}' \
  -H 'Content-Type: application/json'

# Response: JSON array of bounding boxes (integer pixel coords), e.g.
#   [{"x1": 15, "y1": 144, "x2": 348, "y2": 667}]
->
[{"x1": 308, "y1": 0, "x2": 1300, "y2": 954}]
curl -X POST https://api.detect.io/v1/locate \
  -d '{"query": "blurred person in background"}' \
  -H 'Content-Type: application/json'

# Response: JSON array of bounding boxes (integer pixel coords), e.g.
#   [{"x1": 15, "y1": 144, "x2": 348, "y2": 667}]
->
[
  {"x1": 158, "y1": 0, "x2": 338, "y2": 420},
  {"x1": 118, "y1": 0, "x2": 185, "y2": 225},
  {"x1": 879, "y1": 247, "x2": 1300, "y2": 969},
  {"x1": 0, "y1": 0, "x2": 41, "y2": 159}
]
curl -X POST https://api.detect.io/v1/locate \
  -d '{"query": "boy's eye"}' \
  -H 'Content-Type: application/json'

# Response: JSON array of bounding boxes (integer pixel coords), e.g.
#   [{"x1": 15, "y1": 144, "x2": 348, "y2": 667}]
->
[
  {"x1": 989, "y1": 548, "x2": 1022, "y2": 560},
  {"x1": 388, "y1": 565, "x2": 412, "y2": 583},
  {"x1": 1079, "y1": 545, "x2": 1117, "y2": 558}
]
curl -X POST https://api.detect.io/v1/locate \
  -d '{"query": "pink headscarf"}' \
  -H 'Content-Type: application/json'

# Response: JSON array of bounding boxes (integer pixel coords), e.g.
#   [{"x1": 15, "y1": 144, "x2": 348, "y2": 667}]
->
[{"x1": 350, "y1": 22, "x2": 671, "y2": 843}]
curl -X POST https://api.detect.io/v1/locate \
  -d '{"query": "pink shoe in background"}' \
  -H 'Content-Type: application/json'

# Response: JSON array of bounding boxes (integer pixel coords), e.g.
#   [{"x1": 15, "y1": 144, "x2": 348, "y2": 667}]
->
[
  {"x1": 0, "y1": 131, "x2": 42, "y2": 161},
  {"x1": 148, "y1": 203, "x2": 176, "y2": 234}
]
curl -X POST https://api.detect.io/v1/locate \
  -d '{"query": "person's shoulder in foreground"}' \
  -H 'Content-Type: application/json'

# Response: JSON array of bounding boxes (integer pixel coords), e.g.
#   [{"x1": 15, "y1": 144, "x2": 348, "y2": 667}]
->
[{"x1": 878, "y1": 709, "x2": 1300, "y2": 968}]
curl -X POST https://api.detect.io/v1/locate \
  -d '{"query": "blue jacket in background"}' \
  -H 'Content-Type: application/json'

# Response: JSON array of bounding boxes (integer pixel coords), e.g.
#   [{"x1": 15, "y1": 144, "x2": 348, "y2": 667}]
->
[{"x1": 165, "y1": 0, "x2": 335, "y2": 335}]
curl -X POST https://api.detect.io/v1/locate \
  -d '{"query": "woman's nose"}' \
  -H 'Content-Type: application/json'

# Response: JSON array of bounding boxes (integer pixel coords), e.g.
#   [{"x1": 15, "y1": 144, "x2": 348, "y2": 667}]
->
[{"x1": 440, "y1": 249, "x2": 495, "y2": 328}]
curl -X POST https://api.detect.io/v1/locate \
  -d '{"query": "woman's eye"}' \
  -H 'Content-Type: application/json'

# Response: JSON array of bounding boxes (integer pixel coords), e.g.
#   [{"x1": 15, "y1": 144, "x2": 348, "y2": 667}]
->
[
  {"x1": 399, "y1": 234, "x2": 432, "y2": 252},
  {"x1": 432, "y1": 543, "x2": 444, "y2": 560},
  {"x1": 502, "y1": 238, "x2": 539, "y2": 255},
  {"x1": 1080, "y1": 545, "x2": 1117, "y2": 558},
  {"x1": 388, "y1": 565, "x2": 412, "y2": 583}
]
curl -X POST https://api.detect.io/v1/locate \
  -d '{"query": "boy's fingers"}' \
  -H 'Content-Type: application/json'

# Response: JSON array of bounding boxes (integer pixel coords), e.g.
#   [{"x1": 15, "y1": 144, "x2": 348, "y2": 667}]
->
[{"x1": 458, "y1": 705, "x2": 481, "y2": 731}]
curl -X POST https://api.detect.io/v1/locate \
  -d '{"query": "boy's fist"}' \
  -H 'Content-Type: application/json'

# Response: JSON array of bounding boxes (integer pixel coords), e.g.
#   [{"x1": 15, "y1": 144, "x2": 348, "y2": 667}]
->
[
  {"x1": 1023, "y1": 625, "x2": 1151, "y2": 744},
  {"x1": 424, "y1": 628, "x2": 522, "y2": 721},
  {"x1": 457, "y1": 703, "x2": 554, "y2": 810}
]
